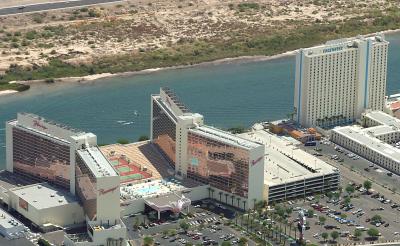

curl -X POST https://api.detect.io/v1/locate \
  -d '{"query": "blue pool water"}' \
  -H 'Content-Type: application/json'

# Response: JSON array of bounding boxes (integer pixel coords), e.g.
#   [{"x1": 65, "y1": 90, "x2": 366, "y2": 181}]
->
[{"x1": 136, "y1": 185, "x2": 161, "y2": 195}]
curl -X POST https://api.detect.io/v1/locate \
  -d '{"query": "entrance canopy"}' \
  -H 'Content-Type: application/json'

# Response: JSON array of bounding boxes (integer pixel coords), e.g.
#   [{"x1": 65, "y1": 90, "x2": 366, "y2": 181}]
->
[{"x1": 145, "y1": 193, "x2": 190, "y2": 215}]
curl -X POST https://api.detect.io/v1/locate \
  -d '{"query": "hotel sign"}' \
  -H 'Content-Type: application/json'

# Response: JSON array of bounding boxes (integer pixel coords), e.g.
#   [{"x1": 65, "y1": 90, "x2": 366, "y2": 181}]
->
[
  {"x1": 251, "y1": 156, "x2": 263, "y2": 166},
  {"x1": 323, "y1": 46, "x2": 343, "y2": 54},
  {"x1": 98, "y1": 186, "x2": 118, "y2": 196},
  {"x1": 33, "y1": 120, "x2": 48, "y2": 130}
]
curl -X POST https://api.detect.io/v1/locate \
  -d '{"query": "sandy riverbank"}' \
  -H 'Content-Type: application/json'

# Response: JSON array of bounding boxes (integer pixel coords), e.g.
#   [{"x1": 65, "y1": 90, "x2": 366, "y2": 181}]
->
[
  {"x1": 0, "y1": 90, "x2": 18, "y2": 96},
  {"x1": 11, "y1": 50, "x2": 296, "y2": 88},
  {"x1": 2, "y1": 28, "x2": 400, "y2": 95}
]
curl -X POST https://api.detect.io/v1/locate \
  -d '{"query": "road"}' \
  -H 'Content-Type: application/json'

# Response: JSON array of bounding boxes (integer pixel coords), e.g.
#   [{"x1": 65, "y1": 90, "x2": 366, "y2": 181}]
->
[{"x1": 0, "y1": 0, "x2": 123, "y2": 16}]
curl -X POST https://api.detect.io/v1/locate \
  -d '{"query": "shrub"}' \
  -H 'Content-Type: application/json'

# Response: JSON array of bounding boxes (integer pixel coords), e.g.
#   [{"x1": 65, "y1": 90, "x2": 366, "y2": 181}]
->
[
  {"x1": 117, "y1": 138, "x2": 130, "y2": 144},
  {"x1": 138, "y1": 135, "x2": 149, "y2": 141},
  {"x1": 38, "y1": 238, "x2": 51, "y2": 246},
  {"x1": 25, "y1": 31, "x2": 37, "y2": 40},
  {"x1": 33, "y1": 15, "x2": 43, "y2": 24}
]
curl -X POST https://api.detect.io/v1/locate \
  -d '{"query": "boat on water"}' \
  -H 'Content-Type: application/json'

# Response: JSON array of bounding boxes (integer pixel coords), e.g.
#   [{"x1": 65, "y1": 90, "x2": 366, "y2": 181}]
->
[
  {"x1": 123, "y1": 122, "x2": 134, "y2": 125},
  {"x1": 117, "y1": 120, "x2": 126, "y2": 123}
]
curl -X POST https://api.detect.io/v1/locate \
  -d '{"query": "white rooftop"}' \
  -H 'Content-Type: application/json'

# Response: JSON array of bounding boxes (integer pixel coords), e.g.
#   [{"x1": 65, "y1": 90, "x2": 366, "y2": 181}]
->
[
  {"x1": 77, "y1": 147, "x2": 118, "y2": 178},
  {"x1": 333, "y1": 125, "x2": 400, "y2": 163},
  {"x1": 190, "y1": 125, "x2": 261, "y2": 150},
  {"x1": 0, "y1": 207, "x2": 24, "y2": 230},
  {"x1": 10, "y1": 183, "x2": 79, "y2": 210},
  {"x1": 239, "y1": 128, "x2": 338, "y2": 186},
  {"x1": 364, "y1": 110, "x2": 400, "y2": 129}
]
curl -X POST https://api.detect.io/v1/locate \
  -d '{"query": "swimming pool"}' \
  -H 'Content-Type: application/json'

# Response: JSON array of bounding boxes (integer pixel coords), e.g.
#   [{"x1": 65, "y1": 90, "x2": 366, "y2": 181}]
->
[{"x1": 135, "y1": 185, "x2": 161, "y2": 195}]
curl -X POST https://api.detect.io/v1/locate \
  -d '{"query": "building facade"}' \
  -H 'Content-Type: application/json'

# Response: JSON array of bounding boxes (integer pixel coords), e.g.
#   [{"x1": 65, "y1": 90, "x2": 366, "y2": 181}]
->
[
  {"x1": 151, "y1": 88, "x2": 266, "y2": 209},
  {"x1": 5, "y1": 113, "x2": 127, "y2": 246},
  {"x1": 294, "y1": 34, "x2": 388, "y2": 128}
]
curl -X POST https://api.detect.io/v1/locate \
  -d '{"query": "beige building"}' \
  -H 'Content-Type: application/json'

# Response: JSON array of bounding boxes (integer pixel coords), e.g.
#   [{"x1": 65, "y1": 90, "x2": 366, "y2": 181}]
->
[
  {"x1": 331, "y1": 111, "x2": 400, "y2": 175},
  {"x1": 8, "y1": 183, "x2": 85, "y2": 229},
  {"x1": 294, "y1": 34, "x2": 388, "y2": 128}
]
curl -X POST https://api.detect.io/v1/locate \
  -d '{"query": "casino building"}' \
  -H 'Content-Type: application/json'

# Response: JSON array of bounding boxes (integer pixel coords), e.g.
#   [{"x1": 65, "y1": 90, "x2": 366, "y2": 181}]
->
[
  {"x1": 151, "y1": 88, "x2": 266, "y2": 210},
  {"x1": 5, "y1": 113, "x2": 127, "y2": 246}
]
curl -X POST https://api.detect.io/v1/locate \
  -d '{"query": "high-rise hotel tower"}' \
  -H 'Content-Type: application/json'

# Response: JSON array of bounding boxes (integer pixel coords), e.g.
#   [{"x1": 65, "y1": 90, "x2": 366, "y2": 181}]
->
[
  {"x1": 151, "y1": 88, "x2": 266, "y2": 209},
  {"x1": 294, "y1": 34, "x2": 388, "y2": 128}
]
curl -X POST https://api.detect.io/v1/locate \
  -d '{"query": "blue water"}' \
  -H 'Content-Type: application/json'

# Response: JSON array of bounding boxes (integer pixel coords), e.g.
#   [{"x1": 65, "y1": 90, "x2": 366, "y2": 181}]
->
[
  {"x1": 136, "y1": 185, "x2": 161, "y2": 195},
  {"x1": 1, "y1": 32, "x2": 400, "y2": 168}
]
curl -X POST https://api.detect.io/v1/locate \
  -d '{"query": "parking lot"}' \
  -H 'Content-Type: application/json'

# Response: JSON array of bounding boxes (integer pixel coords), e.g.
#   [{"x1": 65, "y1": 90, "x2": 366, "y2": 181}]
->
[
  {"x1": 286, "y1": 188, "x2": 400, "y2": 245},
  {"x1": 312, "y1": 140, "x2": 400, "y2": 192},
  {"x1": 292, "y1": 139, "x2": 400, "y2": 244},
  {"x1": 123, "y1": 200, "x2": 258, "y2": 246}
]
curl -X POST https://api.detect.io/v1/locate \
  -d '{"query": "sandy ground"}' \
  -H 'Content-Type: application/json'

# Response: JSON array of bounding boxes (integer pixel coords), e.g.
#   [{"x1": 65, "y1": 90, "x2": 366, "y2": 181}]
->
[
  {"x1": 0, "y1": 0, "x2": 396, "y2": 79},
  {"x1": 0, "y1": 89, "x2": 18, "y2": 95}
]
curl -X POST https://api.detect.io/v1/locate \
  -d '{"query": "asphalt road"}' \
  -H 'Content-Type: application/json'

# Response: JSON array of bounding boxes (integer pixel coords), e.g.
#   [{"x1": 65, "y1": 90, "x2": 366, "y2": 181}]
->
[{"x1": 0, "y1": 0, "x2": 123, "y2": 16}]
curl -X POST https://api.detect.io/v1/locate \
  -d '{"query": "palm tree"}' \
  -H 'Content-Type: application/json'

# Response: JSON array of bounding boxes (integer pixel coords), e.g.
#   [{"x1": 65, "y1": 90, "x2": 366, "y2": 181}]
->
[
  {"x1": 237, "y1": 197, "x2": 241, "y2": 208},
  {"x1": 224, "y1": 193, "x2": 229, "y2": 204},
  {"x1": 207, "y1": 187, "x2": 211, "y2": 198},
  {"x1": 210, "y1": 188, "x2": 215, "y2": 199},
  {"x1": 253, "y1": 198, "x2": 257, "y2": 210},
  {"x1": 243, "y1": 200, "x2": 247, "y2": 211},
  {"x1": 218, "y1": 191, "x2": 223, "y2": 202},
  {"x1": 231, "y1": 195, "x2": 235, "y2": 206}
]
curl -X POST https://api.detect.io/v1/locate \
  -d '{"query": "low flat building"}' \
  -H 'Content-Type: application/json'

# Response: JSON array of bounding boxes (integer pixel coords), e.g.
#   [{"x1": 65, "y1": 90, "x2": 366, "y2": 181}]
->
[
  {"x1": 0, "y1": 207, "x2": 27, "y2": 240},
  {"x1": 8, "y1": 183, "x2": 85, "y2": 229},
  {"x1": 239, "y1": 125, "x2": 340, "y2": 203},
  {"x1": 331, "y1": 111, "x2": 400, "y2": 174}
]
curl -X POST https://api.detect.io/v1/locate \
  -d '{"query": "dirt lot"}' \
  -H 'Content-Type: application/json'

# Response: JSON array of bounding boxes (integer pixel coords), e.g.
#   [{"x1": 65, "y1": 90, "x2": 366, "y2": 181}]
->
[{"x1": 0, "y1": 0, "x2": 396, "y2": 74}]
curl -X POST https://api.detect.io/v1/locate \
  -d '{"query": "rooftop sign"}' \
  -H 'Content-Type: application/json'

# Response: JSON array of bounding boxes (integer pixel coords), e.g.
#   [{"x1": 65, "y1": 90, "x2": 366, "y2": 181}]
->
[{"x1": 323, "y1": 46, "x2": 343, "y2": 53}]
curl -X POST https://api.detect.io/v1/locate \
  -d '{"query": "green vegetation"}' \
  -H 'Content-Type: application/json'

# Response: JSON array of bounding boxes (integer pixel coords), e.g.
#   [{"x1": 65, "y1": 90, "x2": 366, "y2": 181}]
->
[
  {"x1": 221, "y1": 242, "x2": 232, "y2": 246},
  {"x1": 330, "y1": 231, "x2": 339, "y2": 242},
  {"x1": 143, "y1": 236, "x2": 154, "y2": 246},
  {"x1": 37, "y1": 238, "x2": 51, "y2": 246},
  {"x1": 227, "y1": 126, "x2": 247, "y2": 134},
  {"x1": 238, "y1": 237, "x2": 247, "y2": 246},
  {"x1": 345, "y1": 184, "x2": 355, "y2": 194},
  {"x1": 117, "y1": 138, "x2": 130, "y2": 144},
  {"x1": 179, "y1": 220, "x2": 190, "y2": 231},
  {"x1": 318, "y1": 215, "x2": 326, "y2": 225},
  {"x1": 321, "y1": 232, "x2": 328, "y2": 242},
  {"x1": 237, "y1": 3, "x2": 260, "y2": 12},
  {"x1": 367, "y1": 228, "x2": 380, "y2": 239},
  {"x1": 363, "y1": 180, "x2": 372, "y2": 190},
  {"x1": 371, "y1": 214, "x2": 382, "y2": 223},
  {"x1": 354, "y1": 228, "x2": 363, "y2": 240},
  {"x1": 138, "y1": 135, "x2": 149, "y2": 141},
  {"x1": 4, "y1": 6, "x2": 400, "y2": 88},
  {"x1": 0, "y1": 82, "x2": 30, "y2": 92}
]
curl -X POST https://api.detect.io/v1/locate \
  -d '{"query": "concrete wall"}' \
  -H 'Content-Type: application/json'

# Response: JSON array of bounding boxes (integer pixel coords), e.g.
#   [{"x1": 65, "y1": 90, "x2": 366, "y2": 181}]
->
[
  {"x1": 248, "y1": 145, "x2": 266, "y2": 209},
  {"x1": 5, "y1": 122, "x2": 13, "y2": 173},
  {"x1": 120, "y1": 199, "x2": 145, "y2": 217},
  {"x1": 96, "y1": 175, "x2": 121, "y2": 225}
]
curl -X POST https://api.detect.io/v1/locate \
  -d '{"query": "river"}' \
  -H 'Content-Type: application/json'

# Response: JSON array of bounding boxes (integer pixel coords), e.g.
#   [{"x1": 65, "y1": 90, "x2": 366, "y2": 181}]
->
[{"x1": 1, "y1": 32, "x2": 400, "y2": 168}]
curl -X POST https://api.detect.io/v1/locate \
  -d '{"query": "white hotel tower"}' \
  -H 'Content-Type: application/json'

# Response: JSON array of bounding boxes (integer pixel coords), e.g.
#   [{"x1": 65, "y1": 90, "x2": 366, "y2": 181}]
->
[{"x1": 294, "y1": 34, "x2": 388, "y2": 128}]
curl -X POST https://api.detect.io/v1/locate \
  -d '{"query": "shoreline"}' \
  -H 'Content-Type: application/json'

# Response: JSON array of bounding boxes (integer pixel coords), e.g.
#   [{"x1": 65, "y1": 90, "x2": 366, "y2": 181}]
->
[
  {"x1": 3, "y1": 27, "x2": 400, "y2": 94},
  {"x1": 13, "y1": 50, "x2": 296, "y2": 87},
  {"x1": 0, "y1": 90, "x2": 18, "y2": 96}
]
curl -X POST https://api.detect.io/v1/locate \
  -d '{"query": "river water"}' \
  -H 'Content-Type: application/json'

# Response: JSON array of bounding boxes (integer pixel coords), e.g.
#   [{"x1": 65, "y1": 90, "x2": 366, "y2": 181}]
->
[{"x1": 1, "y1": 32, "x2": 400, "y2": 168}]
